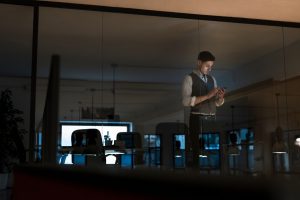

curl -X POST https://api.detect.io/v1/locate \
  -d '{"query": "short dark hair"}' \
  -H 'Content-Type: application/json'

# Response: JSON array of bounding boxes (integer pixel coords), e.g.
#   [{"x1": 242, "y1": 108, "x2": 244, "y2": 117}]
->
[{"x1": 197, "y1": 51, "x2": 215, "y2": 62}]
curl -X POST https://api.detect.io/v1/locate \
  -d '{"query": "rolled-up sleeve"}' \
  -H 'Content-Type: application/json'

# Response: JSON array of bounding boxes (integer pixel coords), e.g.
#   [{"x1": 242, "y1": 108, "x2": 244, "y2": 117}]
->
[
  {"x1": 212, "y1": 76, "x2": 217, "y2": 88},
  {"x1": 182, "y1": 75, "x2": 195, "y2": 107}
]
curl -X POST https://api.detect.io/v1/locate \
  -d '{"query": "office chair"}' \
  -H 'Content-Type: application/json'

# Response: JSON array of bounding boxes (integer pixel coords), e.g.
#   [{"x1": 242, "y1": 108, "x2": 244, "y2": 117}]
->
[
  {"x1": 116, "y1": 132, "x2": 143, "y2": 167},
  {"x1": 71, "y1": 129, "x2": 105, "y2": 166},
  {"x1": 156, "y1": 122, "x2": 189, "y2": 169}
]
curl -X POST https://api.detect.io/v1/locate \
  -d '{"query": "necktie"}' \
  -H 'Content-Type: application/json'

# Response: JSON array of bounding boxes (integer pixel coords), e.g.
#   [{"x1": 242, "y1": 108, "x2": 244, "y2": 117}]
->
[{"x1": 202, "y1": 75, "x2": 207, "y2": 83}]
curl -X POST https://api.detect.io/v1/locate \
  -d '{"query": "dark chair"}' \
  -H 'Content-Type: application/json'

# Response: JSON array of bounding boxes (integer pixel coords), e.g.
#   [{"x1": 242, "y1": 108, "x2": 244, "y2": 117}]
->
[
  {"x1": 116, "y1": 132, "x2": 143, "y2": 167},
  {"x1": 71, "y1": 129, "x2": 105, "y2": 166},
  {"x1": 156, "y1": 122, "x2": 189, "y2": 169}
]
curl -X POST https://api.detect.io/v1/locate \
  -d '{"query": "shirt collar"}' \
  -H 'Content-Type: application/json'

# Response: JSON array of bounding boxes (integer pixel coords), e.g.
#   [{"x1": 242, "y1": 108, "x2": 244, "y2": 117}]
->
[{"x1": 193, "y1": 69, "x2": 206, "y2": 79}]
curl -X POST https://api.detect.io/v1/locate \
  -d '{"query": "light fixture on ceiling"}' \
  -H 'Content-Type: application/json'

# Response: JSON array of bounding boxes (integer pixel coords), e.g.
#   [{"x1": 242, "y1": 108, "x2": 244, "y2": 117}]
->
[
  {"x1": 199, "y1": 151, "x2": 208, "y2": 158},
  {"x1": 78, "y1": 101, "x2": 82, "y2": 121},
  {"x1": 198, "y1": 136, "x2": 208, "y2": 158},
  {"x1": 294, "y1": 136, "x2": 300, "y2": 147},
  {"x1": 198, "y1": 116, "x2": 208, "y2": 158},
  {"x1": 90, "y1": 88, "x2": 96, "y2": 120},
  {"x1": 228, "y1": 131, "x2": 240, "y2": 156},
  {"x1": 112, "y1": 63, "x2": 117, "y2": 117},
  {"x1": 108, "y1": 63, "x2": 121, "y2": 121},
  {"x1": 272, "y1": 93, "x2": 288, "y2": 154},
  {"x1": 174, "y1": 140, "x2": 182, "y2": 158},
  {"x1": 228, "y1": 105, "x2": 240, "y2": 156}
]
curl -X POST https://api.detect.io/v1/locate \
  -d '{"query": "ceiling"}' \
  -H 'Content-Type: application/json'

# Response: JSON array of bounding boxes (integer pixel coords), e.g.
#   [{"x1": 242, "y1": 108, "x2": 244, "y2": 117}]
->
[
  {"x1": 1, "y1": 5, "x2": 300, "y2": 85},
  {"x1": 41, "y1": 0, "x2": 300, "y2": 23}
]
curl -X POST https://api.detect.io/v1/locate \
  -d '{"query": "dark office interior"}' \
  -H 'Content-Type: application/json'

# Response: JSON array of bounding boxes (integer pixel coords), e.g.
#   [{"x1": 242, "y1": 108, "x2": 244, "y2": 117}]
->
[{"x1": 1, "y1": 1, "x2": 300, "y2": 199}]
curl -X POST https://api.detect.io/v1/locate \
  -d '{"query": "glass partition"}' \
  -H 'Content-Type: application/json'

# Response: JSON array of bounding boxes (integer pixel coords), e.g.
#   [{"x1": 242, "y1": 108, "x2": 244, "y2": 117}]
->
[
  {"x1": 283, "y1": 27, "x2": 300, "y2": 174},
  {"x1": 0, "y1": 3, "x2": 33, "y2": 158},
  {"x1": 199, "y1": 132, "x2": 220, "y2": 174},
  {"x1": 143, "y1": 134, "x2": 161, "y2": 167},
  {"x1": 173, "y1": 134, "x2": 185, "y2": 168},
  {"x1": 2, "y1": 3, "x2": 298, "y2": 174},
  {"x1": 35, "y1": 7, "x2": 288, "y2": 172}
]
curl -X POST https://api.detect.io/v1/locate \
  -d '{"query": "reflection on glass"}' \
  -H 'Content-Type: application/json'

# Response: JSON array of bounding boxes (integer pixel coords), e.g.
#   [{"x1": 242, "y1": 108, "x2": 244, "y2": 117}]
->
[
  {"x1": 227, "y1": 128, "x2": 255, "y2": 175},
  {"x1": 144, "y1": 134, "x2": 161, "y2": 167},
  {"x1": 3, "y1": 3, "x2": 300, "y2": 174},
  {"x1": 174, "y1": 134, "x2": 185, "y2": 168},
  {"x1": 199, "y1": 133, "x2": 220, "y2": 171},
  {"x1": 60, "y1": 121, "x2": 132, "y2": 147}
]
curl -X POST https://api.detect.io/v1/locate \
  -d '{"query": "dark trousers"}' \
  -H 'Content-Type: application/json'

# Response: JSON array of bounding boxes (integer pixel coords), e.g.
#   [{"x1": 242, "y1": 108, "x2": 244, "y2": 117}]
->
[{"x1": 188, "y1": 114, "x2": 215, "y2": 169}]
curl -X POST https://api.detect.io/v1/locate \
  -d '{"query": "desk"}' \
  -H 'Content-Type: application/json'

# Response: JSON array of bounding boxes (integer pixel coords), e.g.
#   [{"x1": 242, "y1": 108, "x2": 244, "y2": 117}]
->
[
  {"x1": 58, "y1": 146, "x2": 143, "y2": 167},
  {"x1": 58, "y1": 147, "x2": 72, "y2": 154},
  {"x1": 58, "y1": 147, "x2": 104, "y2": 165},
  {"x1": 104, "y1": 145, "x2": 144, "y2": 168},
  {"x1": 104, "y1": 145, "x2": 125, "y2": 155}
]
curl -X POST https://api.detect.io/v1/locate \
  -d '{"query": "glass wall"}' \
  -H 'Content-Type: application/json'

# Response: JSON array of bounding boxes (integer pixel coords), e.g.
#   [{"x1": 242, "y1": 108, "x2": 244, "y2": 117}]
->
[
  {"x1": 2, "y1": 3, "x2": 300, "y2": 175},
  {"x1": 143, "y1": 134, "x2": 161, "y2": 167},
  {"x1": 0, "y1": 4, "x2": 33, "y2": 156},
  {"x1": 283, "y1": 27, "x2": 300, "y2": 174}
]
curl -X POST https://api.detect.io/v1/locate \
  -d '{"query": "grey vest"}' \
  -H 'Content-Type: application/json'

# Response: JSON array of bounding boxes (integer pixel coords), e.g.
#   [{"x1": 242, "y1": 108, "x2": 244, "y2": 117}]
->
[{"x1": 190, "y1": 72, "x2": 216, "y2": 114}]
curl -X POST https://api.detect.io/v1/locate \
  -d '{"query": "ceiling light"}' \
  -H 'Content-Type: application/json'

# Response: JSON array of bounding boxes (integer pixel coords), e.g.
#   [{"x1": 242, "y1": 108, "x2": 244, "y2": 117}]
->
[
  {"x1": 199, "y1": 149, "x2": 208, "y2": 158},
  {"x1": 272, "y1": 94, "x2": 288, "y2": 154},
  {"x1": 294, "y1": 137, "x2": 300, "y2": 147},
  {"x1": 174, "y1": 140, "x2": 182, "y2": 158},
  {"x1": 228, "y1": 145, "x2": 240, "y2": 156}
]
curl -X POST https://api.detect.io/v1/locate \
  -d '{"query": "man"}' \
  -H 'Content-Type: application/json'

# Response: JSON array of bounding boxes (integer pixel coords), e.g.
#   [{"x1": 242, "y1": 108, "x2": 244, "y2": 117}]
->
[{"x1": 182, "y1": 51, "x2": 225, "y2": 169}]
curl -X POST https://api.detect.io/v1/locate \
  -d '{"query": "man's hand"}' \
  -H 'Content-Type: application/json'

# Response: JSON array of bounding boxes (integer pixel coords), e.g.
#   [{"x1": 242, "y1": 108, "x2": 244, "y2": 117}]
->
[
  {"x1": 215, "y1": 88, "x2": 225, "y2": 106},
  {"x1": 194, "y1": 88, "x2": 224, "y2": 106},
  {"x1": 206, "y1": 88, "x2": 219, "y2": 99},
  {"x1": 216, "y1": 88, "x2": 225, "y2": 99}
]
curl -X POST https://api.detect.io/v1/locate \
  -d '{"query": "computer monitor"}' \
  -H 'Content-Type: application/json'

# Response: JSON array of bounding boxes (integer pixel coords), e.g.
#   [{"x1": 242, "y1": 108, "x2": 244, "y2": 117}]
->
[{"x1": 60, "y1": 121, "x2": 132, "y2": 147}]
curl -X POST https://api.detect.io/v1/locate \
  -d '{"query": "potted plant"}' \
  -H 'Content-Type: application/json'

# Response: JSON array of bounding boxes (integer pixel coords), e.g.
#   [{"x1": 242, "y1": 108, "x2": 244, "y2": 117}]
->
[{"x1": 0, "y1": 89, "x2": 26, "y2": 190}]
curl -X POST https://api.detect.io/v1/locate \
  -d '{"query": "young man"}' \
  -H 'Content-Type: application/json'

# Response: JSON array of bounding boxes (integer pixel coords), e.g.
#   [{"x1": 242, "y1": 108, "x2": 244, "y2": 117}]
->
[{"x1": 182, "y1": 51, "x2": 225, "y2": 169}]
